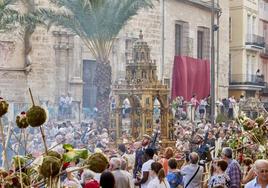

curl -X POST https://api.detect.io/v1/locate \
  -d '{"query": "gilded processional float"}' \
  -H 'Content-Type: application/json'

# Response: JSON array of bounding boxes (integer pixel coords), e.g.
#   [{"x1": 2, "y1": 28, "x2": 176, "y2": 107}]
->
[{"x1": 110, "y1": 31, "x2": 174, "y2": 146}]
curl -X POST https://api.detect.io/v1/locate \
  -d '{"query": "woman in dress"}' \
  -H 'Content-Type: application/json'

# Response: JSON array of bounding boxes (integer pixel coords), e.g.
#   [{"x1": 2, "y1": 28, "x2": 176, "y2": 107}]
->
[{"x1": 208, "y1": 160, "x2": 230, "y2": 188}]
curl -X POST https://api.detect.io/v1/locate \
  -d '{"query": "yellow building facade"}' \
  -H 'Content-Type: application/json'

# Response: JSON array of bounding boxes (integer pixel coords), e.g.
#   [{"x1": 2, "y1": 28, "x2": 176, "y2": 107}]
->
[
  {"x1": 259, "y1": 0, "x2": 268, "y2": 108},
  {"x1": 229, "y1": 0, "x2": 266, "y2": 98}
]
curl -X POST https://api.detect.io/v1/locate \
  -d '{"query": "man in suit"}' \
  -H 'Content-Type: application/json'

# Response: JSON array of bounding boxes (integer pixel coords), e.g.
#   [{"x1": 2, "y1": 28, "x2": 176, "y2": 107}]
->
[
  {"x1": 133, "y1": 134, "x2": 151, "y2": 178},
  {"x1": 192, "y1": 134, "x2": 212, "y2": 164}
]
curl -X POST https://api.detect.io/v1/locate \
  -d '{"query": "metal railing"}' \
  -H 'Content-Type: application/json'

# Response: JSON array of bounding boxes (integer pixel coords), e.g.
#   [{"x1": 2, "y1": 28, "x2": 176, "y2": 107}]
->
[
  {"x1": 230, "y1": 74, "x2": 265, "y2": 86},
  {"x1": 246, "y1": 34, "x2": 265, "y2": 48},
  {"x1": 262, "y1": 44, "x2": 268, "y2": 55}
]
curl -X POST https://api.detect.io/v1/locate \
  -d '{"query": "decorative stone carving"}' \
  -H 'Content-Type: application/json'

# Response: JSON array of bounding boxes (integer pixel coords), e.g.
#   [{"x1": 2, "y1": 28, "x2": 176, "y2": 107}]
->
[{"x1": 0, "y1": 41, "x2": 15, "y2": 67}]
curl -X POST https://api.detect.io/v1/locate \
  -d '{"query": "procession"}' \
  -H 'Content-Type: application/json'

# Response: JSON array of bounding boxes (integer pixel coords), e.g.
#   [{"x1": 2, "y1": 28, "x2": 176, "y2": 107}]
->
[{"x1": 1, "y1": 0, "x2": 268, "y2": 188}]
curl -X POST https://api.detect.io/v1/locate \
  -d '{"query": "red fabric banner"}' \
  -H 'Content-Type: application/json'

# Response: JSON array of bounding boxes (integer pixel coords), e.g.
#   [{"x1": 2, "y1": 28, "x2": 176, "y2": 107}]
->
[{"x1": 171, "y1": 56, "x2": 210, "y2": 101}]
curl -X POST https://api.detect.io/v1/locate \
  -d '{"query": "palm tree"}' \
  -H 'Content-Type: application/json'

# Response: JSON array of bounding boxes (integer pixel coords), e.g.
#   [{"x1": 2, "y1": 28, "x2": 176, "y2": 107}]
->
[
  {"x1": 21, "y1": 0, "x2": 36, "y2": 68},
  {"x1": 0, "y1": 0, "x2": 20, "y2": 32},
  {"x1": 40, "y1": 0, "x2": 153, "y2": 127}
]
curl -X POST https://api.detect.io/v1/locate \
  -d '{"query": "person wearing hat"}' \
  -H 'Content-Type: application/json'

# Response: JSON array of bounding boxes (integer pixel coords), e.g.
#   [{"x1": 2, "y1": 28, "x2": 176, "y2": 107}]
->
[
  {"x1": 133, "y1": 134, "x2": 151, "y2": 178},
  {"x1": 192, "y1": 134, "x2": 212, "y2": 165}
]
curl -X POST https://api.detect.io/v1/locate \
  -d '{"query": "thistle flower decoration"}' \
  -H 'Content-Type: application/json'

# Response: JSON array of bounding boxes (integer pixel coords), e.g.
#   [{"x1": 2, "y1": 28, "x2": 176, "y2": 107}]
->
[
  {"x1": 16, "y1": 111, "x2": 29, "y2": 129},
  {"x1": 26, "y1": 106, "x2": 47, "y2": 127},
  {"x1": 0, "y1": 97, "x2": 9, "y2": 117}
]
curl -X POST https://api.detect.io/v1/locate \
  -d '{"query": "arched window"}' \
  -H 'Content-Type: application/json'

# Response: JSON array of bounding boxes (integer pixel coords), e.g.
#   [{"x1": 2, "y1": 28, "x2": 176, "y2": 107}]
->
[
  {"x1": 141, "y1": 52, "x2": 145, "y2": 61},
  {"x1": 135, "y1": 52, "x2": 139, "y2": 60}
]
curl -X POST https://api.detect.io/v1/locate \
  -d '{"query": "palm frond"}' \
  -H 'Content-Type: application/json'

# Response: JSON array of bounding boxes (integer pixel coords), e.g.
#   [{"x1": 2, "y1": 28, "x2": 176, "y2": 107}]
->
[
  {"x1": 0, "y1": 0, "x2": 20, "y2": 32},
  {"x1": 40, "y1": 0, "x2": 153, "y2": 62}
]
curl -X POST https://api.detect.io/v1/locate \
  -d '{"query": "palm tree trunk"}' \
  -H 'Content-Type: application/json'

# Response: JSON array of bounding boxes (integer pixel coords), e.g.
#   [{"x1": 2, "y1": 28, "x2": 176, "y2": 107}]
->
[{"x1": 93, "y1": 62, "x2": 111, "y2": 128}]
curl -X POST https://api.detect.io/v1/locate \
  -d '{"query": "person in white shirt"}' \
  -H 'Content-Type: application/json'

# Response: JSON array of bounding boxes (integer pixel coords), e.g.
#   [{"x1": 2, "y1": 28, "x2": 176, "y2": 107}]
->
[
  {"x1": 135, "y1": 148, "x2": 155, "y2": 188},
  {"x1": 215, "y1": 129, "x2": 226, "y2": 157},
  {"x1": 199, "y1": 98, "x2": 207, "y2": 120},
  {"x1": 228, "y1": 96, "x2": 236, "y2": 119},
  {"x1": 147, "y1": 162, "x2": 170, "y2": 188},
  {"x1": 245, "y1": 159, "x2": 268, "y2": 188},
  {"x1": 65, "y1": 93, "x2": 73, "y2": 119},
  {"x1": 190, "y1": 94, "x2": 199, "y2": 122},
  {"x1": 181, "y1": 152, "x2": 204, "y2": 188}
]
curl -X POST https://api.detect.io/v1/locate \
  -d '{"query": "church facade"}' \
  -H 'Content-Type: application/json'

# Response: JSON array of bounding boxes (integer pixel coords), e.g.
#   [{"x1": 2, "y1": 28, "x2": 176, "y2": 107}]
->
[{"x1": 0, "y1": 0, "x2": 229, "y2": 121}]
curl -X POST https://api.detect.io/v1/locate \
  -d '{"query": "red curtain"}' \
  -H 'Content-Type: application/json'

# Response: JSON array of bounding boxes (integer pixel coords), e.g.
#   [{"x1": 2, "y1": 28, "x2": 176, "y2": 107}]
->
[{"x1": 171, "y1": 56, "x2": 210, "y2": 101}]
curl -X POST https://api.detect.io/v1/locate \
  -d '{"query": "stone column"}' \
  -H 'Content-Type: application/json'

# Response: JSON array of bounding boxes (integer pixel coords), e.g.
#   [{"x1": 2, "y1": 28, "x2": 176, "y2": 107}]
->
[
  {"x1": 141, "y1": 108, "x2": 146, "y2": 137},
  {"x1": 160, "y1": 108, "x2": 168, "y2": 138},
  {"x1": 69, "y1": 35, "x2": 83, "y2": 121},
  {"x1": 72, "y1": 35, "x2": 82, "y2": 79},
  {"x1": 53, "y1": 31, "x2": 73, "y2": 98}
]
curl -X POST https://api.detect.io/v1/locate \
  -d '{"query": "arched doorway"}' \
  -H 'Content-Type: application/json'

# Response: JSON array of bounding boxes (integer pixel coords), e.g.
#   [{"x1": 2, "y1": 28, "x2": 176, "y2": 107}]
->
[
  {"x1": 153, "y1": 97, "x2": 161, "y2": 130},
  {"x1": 121, "y1": 98, "x2": 132, "y2": 136}
]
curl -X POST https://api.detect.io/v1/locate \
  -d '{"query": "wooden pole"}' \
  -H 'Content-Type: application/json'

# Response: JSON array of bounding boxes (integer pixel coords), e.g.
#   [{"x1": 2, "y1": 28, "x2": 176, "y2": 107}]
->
[
  {"x1": 40, "y1": 126, "x2": 48, "y2": 155},
  {"x1": 28, "y1": 88, "x2": 48, "y2": 155},
  {"x1": 28, "y1": 88, "x2": 35, "y2": 106},
  {"x1": 23, "y1": 129, "x2": 27, "y2": 155},
  {"x1": 10, "y1": 129, "x2": 28, "y2": 154},
  {"x1": 18, "y1": 130, "x2": 23, "y2": 188},
  {"x1": 0, "y1": 118, "x2": 8, "y2": 170}
]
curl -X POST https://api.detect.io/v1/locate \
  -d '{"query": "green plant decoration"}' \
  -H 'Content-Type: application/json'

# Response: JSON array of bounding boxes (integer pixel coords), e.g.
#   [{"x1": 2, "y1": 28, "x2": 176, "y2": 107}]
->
[
  {"x1": 39, "y1": 156, "x2": 61, "y2": 178},
  {"x1": 26, "y1": 106, "x2": 46, "y2": 127},
  {"x1": 62, "y1": 144, "x2": 88, "y2": 162},
  {"x1": 0, "y1": 97, "x2": 8, "y2": 117},
  {"x1": 255, "y1": 115, "x2": 265, "y2": 126},
  {"x1": 47, "y1": 150, "x2": 62, "y2": 160},
  {"x1": 16, "y1": 112, "x2": 29, "y2": 129},
  {"x1": 85, "y1": 152, "x2": 109, "y2": 173}
]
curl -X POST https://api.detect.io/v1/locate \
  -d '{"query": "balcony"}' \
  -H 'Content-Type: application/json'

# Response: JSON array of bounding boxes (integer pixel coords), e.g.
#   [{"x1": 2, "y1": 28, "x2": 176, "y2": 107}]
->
[
  {"x1": 230, "y1": 74, "x2": 265, "y2": 87},
  {"x1": 261, "y1": 44, "x2": 268, "y2": 58},
  {"x1": 246, "y1": 34, "x2": 265, "y2": 49}
]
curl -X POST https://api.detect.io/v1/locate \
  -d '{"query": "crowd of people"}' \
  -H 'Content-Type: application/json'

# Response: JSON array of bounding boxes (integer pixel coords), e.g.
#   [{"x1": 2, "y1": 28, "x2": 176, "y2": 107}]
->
[
  {"x1": 49, "y1": 130, "x2": 267, "y2": 188},
  {"x1": 1, "y1": 94, "x2": 268, "y2": 187},
  {"x1": 1, "y1": 115, "x2": 265, "y2": 187},
  {"x1": 0, "y1": 120, "x2": 111, "y2": 165},
  {"x1": 58, "y1": 93, "x2": 73, "y2": 120},
  {"x1": 172, "y1": 94, "x2": 247, "y2": 122}
]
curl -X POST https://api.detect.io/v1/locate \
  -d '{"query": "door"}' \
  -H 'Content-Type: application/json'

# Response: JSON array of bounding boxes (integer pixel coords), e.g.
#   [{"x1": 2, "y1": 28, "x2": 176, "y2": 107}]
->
[{"x1": 83, "y1": 60, "x2": 97, "y2": 109}]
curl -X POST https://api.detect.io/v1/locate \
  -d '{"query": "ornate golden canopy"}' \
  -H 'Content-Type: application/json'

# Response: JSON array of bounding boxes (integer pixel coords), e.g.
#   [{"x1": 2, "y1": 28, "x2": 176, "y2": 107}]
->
[{"x1": 110, "y1": 31, "x2": 174, "y2": 145}]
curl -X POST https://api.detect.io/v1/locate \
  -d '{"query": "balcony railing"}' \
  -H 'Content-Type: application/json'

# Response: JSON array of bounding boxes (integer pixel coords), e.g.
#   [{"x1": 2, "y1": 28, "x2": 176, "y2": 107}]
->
[
  {"x1": 230, "y1": 74, "x2": 265, "y2": 86},
  {"x1": 261, "y1": 44, "x2": 268, "y2": 56},
  {"x1": 246, "y1": 34, "x2": 265, "y2": 48}
]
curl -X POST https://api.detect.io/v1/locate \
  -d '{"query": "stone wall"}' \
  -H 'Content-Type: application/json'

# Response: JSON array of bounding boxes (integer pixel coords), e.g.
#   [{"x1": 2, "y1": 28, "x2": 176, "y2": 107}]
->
[
  {"x1": 109, "y1": 0, "x2": 229, "y2": 99},
  {"x1": 0, "y1": 0, "x2": 230, "y2": 121}
]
